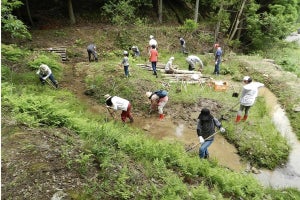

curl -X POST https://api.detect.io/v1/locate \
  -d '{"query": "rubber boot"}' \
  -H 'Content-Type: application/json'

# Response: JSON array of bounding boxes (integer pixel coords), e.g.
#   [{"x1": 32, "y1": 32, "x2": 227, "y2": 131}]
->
[
  {"x1": 235, "y1": 115, "x2": 241, "y2": 123},
  {"x1": 159, "y1": 114, "x2": 164, "y2": 120},
  {"x1": 242, "y1": 115, "x2": 248, "y2": 121}
]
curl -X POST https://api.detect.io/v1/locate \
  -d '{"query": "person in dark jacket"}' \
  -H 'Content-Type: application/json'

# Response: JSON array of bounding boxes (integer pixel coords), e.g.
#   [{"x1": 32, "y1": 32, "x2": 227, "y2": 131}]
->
[
  {"x1": 87, "y1": 44, "x2": 98, "y2": 62},
  {"x1": 196, "y1": 108, "x2": 225, "y2": 159}
]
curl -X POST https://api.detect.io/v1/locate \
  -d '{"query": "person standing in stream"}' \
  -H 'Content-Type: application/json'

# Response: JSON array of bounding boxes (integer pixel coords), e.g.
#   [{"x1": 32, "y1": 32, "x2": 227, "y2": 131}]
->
[
  {"x1": 196, "y1": 108, "x2": 225, "y2": 159},
  {"x1": 235, "y1": 76, "x2": 265, "y2": 122}
]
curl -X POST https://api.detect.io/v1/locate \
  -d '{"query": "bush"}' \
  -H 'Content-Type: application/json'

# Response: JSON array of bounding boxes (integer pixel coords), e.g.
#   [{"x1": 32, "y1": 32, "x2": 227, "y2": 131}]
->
[{"x1": 179, "y1": 19, "x2": 199, "y2": 33}]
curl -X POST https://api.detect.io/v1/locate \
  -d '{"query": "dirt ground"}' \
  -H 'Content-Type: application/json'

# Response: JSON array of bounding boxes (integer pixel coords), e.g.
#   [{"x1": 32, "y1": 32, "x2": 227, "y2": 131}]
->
[{"x1": 3, "y1": 25, "x2": 299, "y2": 199}]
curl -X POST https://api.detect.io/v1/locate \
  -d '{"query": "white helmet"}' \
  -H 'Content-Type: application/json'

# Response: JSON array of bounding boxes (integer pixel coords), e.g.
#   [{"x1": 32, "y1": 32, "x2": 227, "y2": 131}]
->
[
  {"x1": 170, "y1": 57, "x2": 175, "y2": 60},
  {"x1": 123, "y1": 51, "x2": 128, "y2": 55},
  {"x1": 150, "y1": 35, "x2": 154, "y2": 39}
]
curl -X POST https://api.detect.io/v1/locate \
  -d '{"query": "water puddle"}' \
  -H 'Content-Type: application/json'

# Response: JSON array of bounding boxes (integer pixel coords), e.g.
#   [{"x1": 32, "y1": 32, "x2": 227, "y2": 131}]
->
[
  {"x1": 134, "y1": 116, "x2": 246, "y2": 172},
  {"x1": 133, "y1": 87, "x2": 300, "y2": 189},
  {"x1": 255, "y1": 88, "x2": 300, "y2": 189}
]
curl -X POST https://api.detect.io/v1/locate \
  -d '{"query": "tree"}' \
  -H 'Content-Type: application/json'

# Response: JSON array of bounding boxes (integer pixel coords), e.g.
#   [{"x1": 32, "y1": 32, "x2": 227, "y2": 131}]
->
[
  {"x1": 67, "y1": 0, "x2": 76, "y2": 24},
  {"x1": 158, "y1": 0, "x2": 163, "y2": 23},
  {"x1": 1, "y1": 0, "x2": 31, "y2": 39},
  {"x1": 194, "y1": 0, "x2": 199, "y2": 23}
]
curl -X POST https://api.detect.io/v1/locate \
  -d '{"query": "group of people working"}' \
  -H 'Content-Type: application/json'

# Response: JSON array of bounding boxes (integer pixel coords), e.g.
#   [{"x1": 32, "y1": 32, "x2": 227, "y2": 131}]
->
[{"x1": 36, "y1": 34, "x2": 264, "y2": 160}]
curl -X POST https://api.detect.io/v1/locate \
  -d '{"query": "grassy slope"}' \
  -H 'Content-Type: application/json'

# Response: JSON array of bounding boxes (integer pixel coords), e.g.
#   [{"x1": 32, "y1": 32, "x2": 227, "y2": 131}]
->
[{"x1": 1, "y1": 25, "x2": 300, "y2": 199}]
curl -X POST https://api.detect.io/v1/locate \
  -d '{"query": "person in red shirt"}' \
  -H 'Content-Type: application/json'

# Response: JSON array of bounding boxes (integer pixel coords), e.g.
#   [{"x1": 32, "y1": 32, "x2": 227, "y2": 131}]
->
[{"x1": 149, "y1": 45, "x2": 158, "y2": 78}]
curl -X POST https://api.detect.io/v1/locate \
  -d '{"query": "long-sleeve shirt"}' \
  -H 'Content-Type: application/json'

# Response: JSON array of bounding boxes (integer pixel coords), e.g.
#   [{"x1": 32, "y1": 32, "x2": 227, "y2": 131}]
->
[
  {"x1": 240, "y1": 82, "x2": 264, "y2": 106},
  {"x1": 36, "y1": 65, "x2": 52, "y2": 79},
  {"x1": 87, "y1": 44, "x2": 96, "y2": 53},
  {"x1": 165, "y1": 60, "x2": 173, "y2": 71},
  {"x1": 149, "y1": 39, "x2": 157, "y2": 47},
  {"x1": 186, "y1": 55, "x2": 204, "y2": 68},
  {"x1": 110, "y1": 96, "x2": 130, "y2": 111},
  {"x1": 196, "y1": 117, "x2": 222, "y2": 140},
  {"x1": 215, "y1": 47, "x2": 222, "y2": 63},
  {"x1": 121, "y1": 56, "x2": 129, "y2": 66}
]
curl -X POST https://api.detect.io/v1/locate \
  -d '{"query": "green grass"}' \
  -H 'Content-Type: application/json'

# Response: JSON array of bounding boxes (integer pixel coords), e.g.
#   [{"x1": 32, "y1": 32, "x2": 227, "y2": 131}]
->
[{"x1": 2, "y1": 42, "x2": 300, "y2": 199}]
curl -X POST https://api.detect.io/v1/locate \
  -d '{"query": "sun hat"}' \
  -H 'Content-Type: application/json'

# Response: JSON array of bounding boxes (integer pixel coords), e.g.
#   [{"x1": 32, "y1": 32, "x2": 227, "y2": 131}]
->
[
  {"x1": 146, "y1": 92, "x2": 152, "y2": 98},
  {"x1": 104, "y1": 94, "x2": 111, "y2": 100}
]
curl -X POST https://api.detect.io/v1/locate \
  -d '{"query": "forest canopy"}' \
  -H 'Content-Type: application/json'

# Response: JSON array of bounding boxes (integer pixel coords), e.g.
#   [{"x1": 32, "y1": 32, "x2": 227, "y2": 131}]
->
[{"x1": 2, "y1": 0, "x2": 300, "y2": 51}]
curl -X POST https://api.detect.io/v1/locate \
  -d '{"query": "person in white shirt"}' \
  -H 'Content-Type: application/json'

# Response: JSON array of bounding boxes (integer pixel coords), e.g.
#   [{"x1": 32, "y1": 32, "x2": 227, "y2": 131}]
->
[
  {"x1": 235, "y1": 76, "x2": 264, "y2": 122},
  {"x1": 105, "y1": 94, "x2": 134, "y2": 123},
  {"x1": 36, "y1": 64, "x2": 58, "y2": 88},
  {"x1": 148, "y1": 35, "x2": 158, "y2": 52},
  {"x1": 164, "y1": 57, "x2": 175, "y2": 74},
  {"x1": 186, "y1": 55, "x2": 204, "y2": 71}
]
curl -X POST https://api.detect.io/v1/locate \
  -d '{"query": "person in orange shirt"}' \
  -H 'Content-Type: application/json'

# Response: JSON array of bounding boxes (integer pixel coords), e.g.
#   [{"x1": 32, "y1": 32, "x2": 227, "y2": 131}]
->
[{"x1": 149, "y1": 45, "x2": 158, "y2": 78}]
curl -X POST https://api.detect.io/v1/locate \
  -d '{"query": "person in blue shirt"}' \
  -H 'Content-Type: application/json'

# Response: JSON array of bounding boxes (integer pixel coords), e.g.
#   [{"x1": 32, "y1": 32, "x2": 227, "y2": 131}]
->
[{"x1": 213, "y1": 43, "x2": 222, "y2": 75}]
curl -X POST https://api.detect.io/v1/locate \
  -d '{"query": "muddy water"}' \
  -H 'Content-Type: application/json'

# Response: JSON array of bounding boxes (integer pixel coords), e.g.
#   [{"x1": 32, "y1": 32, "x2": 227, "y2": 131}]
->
[
  {"x1": 255, "y1": 88, "x2": 300, "y2": 189},
  {"x1": 133, "y1": 87, "x2": 300, "y2": 189},
  {"x1": 133, "y1": 116, "x2": 247, "y2": 172}
]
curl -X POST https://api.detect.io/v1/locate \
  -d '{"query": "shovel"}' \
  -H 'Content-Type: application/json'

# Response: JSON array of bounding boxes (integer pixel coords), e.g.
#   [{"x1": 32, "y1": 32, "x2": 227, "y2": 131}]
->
[
  {"x1": 219, "y1": 102, "x2": 240, "y2": 121},
  {"x1": 185, "y1": 130, "x2": 221, "y2": 152}
]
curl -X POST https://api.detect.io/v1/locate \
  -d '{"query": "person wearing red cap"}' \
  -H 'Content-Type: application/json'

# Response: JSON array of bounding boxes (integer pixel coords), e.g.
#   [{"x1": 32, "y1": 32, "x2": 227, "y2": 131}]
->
[
  {"x1": 235, "y1": 76, "x2": 264, "y2": 122},
  {"x1": 213, "y1": 43, "x2": 222, "y2": 75}
]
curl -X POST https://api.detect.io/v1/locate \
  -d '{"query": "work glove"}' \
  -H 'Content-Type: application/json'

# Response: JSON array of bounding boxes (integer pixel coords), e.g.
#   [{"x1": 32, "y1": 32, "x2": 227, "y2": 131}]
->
[
  {"x1": 215, "y1": 61, "x2": 218, "y2": 65},
  {"x1": 199, "y1": 136, "x2": 204, "y2": 144},
  {"x1": 42, "y1": 77, "x2": 46, "y2": 80},
  {"x1": 220, "y1": 127, "x2": 226, "y2": 133}
]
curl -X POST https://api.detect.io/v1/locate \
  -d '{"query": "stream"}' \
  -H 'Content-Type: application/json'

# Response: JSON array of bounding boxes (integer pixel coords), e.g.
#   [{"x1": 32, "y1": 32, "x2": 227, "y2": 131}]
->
[
  {"x1": 133, "y1": 87, "x2": 300, "y2": 190},
  {"x1": 254, "y1": 88, "x2": 300, "y2": 189}
]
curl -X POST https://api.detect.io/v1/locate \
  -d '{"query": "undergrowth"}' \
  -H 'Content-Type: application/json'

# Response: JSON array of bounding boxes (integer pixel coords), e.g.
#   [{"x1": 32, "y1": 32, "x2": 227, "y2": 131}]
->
[{"x1": 1, "y1": 38, "x2": 299, "y2": 199}]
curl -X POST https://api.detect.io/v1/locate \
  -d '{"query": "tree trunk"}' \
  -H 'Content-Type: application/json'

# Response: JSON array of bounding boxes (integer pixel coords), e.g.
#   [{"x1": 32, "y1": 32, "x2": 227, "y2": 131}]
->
[
  {"x1": 194, "y1": 0, "x2": 199, "y2": 23},
  {"x1": 25, "y1": 0, "x2": 34, "y2": 27},
  {"x1": 214, "y1": 1, "x2": 224, "y2": 44},
  {"x1": 229, "y1": 0, "x2": 246, "y2": 41},
  {"x1": 68, "y1": 0, "x2": 76, "y2": 24},
  {"x1": 158, "y1": 0, "x2": 163, "y2": 23}
]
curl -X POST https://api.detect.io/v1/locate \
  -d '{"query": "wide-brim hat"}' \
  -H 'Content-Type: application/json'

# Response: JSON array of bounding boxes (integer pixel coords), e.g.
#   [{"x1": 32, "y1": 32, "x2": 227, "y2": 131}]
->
[
  {"x1": 198, "y1": 108, "x2": 212, "y2": 121},
  {"x1": 146, "y1": 92, "x2": 152, "y2": 98},
  {"x1": 104, "y1": 94, "x2": 111, "y2": 100}
]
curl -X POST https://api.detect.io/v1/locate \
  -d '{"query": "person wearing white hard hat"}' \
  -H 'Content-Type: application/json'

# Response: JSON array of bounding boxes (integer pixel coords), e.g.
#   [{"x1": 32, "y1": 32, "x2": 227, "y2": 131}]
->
[
  {"x1": 120, "y1": 50, "x2": 130, "y2": 78},
  {"x1": 164, "y1": 56, "x2": 175, "y2": 74},
  {"x1": 36, "y1": 64, "x2": 58, "y2": 88},
  {"x1": 235, "y1": 76, "x2": 264, "y2": 122},
  {"x1": 104, "y1": 94, "x2": 134, "y2": 123}
]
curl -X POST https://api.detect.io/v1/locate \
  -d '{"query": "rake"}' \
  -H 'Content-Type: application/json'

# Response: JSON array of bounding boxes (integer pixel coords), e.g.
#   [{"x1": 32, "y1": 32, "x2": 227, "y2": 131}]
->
[{"x1": 185, "y1": 130, "x2": 221, "y2": 152}]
